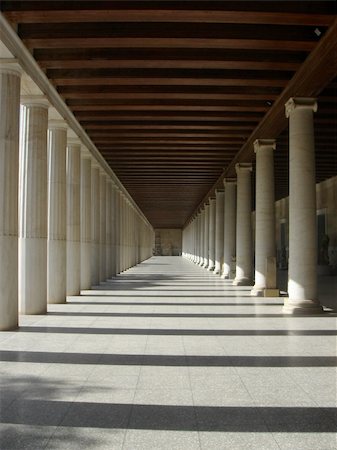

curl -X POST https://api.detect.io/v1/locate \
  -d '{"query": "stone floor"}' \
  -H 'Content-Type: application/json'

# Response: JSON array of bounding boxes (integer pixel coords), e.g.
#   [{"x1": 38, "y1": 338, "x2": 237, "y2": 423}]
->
[{"x1": 0, "y1": 256, "x2": 336, "y2": 449}]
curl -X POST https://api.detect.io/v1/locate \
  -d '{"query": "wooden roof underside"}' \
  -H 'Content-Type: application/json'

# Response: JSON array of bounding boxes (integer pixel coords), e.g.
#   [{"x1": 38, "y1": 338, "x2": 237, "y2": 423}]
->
[{"x1": 2, "y1": 1, "x2": 336, "y2": 228}]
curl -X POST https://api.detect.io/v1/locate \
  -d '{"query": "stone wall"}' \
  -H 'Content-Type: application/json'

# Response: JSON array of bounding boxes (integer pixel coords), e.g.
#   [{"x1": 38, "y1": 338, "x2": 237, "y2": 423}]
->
[
  {"x1": 154, "y1": 229, "x2": 182, "y2": 256},
  {"x1": 274, "y1": 175, "x2": 337, "y2": 271}
]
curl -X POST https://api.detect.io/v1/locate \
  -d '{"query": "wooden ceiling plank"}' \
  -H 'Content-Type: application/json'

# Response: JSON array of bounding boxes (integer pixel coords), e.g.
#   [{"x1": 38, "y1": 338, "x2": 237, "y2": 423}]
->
[
  {"x1": 22, "y1": 37, "x2": 316, "y2": 51},
  {"x1": 39, "y1": 59, "x2": 301, "y2": 71},
  {"x1": 5, "y1": 10, "x2": 335, "y2": 26}
]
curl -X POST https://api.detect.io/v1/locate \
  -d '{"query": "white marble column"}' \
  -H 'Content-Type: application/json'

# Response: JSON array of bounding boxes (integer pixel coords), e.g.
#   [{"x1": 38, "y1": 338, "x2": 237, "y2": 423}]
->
[
  {"x1": 203, "y1": 203, "x2": 210, "y2": 268},
  {"x1": 111, "y1": 183, "x2": 117, "y2": 277},
  {"x1": 115, "y1": 189, "x2": 120, "y2": 274},
  {"x1": 199, "y1": 209, "x2": 205, "y2": 266},
  {"x1": 99, "y1": 171, "x2": 107, "y2": 282},
  {"x1": 252, "y1": 139, "x2": 278, "y2": 297},
  {"x1": 105, "y1": 179, "x2": 112, "y2": 280},
  {"x1": 91, "y1": 163, "x2": 100, "y2": 285},
  {"x1": 0, "y1": 60, "x2": 21, "y2": 329},
  {"x1": 283, "y1": 97, "x2": 322, "y2": 314},
  {"x1": 47, "y1": 120, "x2": 67, "y2": 304},
  {"x1": 233, "y1": 163, "x2": 253, "y2": 286},
  {"x1": 214, "y1": 189, "x2": 224, "y2": 274},
  {"x1": 80, "y1": 152, "x2": 91, "y2": 290},
  {"x1": 19, "y1": 96, "x2": 49, "y2": 315},
  {"x1": 208, "y1": 197, "x2": 216, "y2": 271},
  {"x1": 222, "y1": 179, "x2": 236, "y2": 279},
  {"x1": 66, "y1": 138, "x2": 81, "y2": 296}
]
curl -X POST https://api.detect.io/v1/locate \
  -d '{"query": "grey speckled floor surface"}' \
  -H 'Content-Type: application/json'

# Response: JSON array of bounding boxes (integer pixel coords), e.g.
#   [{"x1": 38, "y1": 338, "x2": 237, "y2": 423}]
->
[{"x1": 0, "y1": 256, "x2": 336, "y2": 449}]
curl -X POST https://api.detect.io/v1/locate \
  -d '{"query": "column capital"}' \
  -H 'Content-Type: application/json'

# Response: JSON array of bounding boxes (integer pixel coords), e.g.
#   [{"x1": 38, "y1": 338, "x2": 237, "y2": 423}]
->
[
  {"x1": 48, "y1": 119, "x2": 68, "y2": 131},
  {"x1": 67, "y1": 137, "x2": 81, "y2": 148},
  {"x1": 223, "y1": 177, "x2": 237, "y2": 186},
  {"x1": 254, "y1": 139, "x2": 276, "y2": 153},
  {"x1": 209, "y1": 197, "x2": 216, "y2": 203},
  {"x1": 80, "y1": 146, "x2": 92, "y2": 160},
  {"x1": 0, "y1": 58, "x2": 22, "y2": 77},
  {"x1": 235, "y1": 163, "x2": 252, "y2": 175},
  {"x1": 21, "y1": 95, "x2": 49, "y2": 109},
  {"x1": 285, "y1": 97, "x2": 317, "y2": 118},
  {"x1": 215, "y1": 188, "x2": 224, "y2": 194}
]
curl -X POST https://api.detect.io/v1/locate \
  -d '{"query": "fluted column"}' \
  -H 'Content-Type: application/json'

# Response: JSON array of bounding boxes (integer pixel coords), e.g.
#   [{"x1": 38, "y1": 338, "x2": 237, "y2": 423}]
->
[
  {"x1": 0, "y1": 60, "x2": 21, "y2": 329},
  {"x1": 233, "y1": 163, "x2": 253, "y2": 286},
  {"x1": 91, "y1": 163, "x2": 100, "y2": 285},
  {"x1": 283, "y1": 97, "x2": 322, "y2": 314},
  {"x1": 80, "y1": 152, "x2": 91, "y2": 290},
  {"x1": 214, "y1": 189, "x2": 224, "y2": 274},
  {"x1": 105, "y1": 179, "x2": 112, "y2": 279},
  {"x1": 99, "y1": 171, "x2": 107, "y2": 282},
  {"x1": 252, "y1": 139, "x2": 278, "y2": 297},
  {"x1": 208, "y1": 197, "x2": 216, "y2": 271},
  {"x1": 111, "y1": 183, "x2": 117, "y2": 276},
  {"x1": 47, "y1": 120, "x2": 67, "y2": 304},
  {"x1": 19, "y1": 96, "x2": 49, "y2": 315},
  {"x1": 115, "y1": 189, "x2": 120, "y2": 274},
  {"x1": 199, "y1": 209, "x2": 205, "y2": 266},
  {"x1": 66, "y1": 138, "x2": 81, "y2": 295},
  {"x1": 203, "y1": 203, "x2": 210, "y2": 268},
  {"x1": 222, "y1": 179, "x2": 236, "y2": 279}
]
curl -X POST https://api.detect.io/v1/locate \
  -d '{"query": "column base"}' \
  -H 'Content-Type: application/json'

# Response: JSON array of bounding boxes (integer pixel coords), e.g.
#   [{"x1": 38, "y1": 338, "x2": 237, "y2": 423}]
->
[
  {"x1": 251, "y1": 287, "x2": 279, "y2": 297},
  {"x1": 282, "y1": 298, "x2": 323, "y2": 315},
  {"x1": 221, "y1": 272, "x2": 230, "y2": 279},
  {"x1": 232, "y1": 277, "x2": 251, "y2": 286},
  {"x1": 207, "y1": 266, "x2": 215, "y2": 272}
]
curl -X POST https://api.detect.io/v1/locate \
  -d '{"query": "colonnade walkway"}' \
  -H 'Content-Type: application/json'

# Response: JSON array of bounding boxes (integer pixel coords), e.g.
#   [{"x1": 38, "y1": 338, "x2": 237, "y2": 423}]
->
[{"x1": 0, "y1": 257, "x2": 336, "y2": 449}]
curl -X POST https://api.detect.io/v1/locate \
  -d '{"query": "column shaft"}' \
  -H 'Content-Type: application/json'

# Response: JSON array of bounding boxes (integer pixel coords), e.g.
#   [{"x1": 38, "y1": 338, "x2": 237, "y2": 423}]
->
[
  {"x1": 91, "y1": 165, "x2": 100, "y2": 285},
  {"x1": 47, "y1": 121, "x2": 67, "y2": 303},
  {"x1": 80, "y1": 155, "x2": 91, "y2": 290},
  {"x1": 214, "y1": 190, "x2": 224, "y2": 274},
  {"x1": 99, "y1": 172, "x2": 107, "y2": 282},
  {"x1": 203, "y1": 204, "x2": 210, "y2": 268},
  {"x1": 222, "y1": 180, "x2": 236, "y2": 279},
  {"x1": 106, "y1": 180, "x2": 112, "y2": 279},
  {"x1": 208, "y1": 197, "x2": 216, "y2": 271},
  {"x1": 233, "y1": 164, "x2": 253, "y2": 286},
  {"x1": 19, "y1": 97, "x2": 49, "y2": 314},
  {"x1": 284, "y1": 98, "x2": 322, "y2": 314},
  {"x1": 0, "y1": 61, "x2": 21, "y2": 329},
  {"x1": 252, "y1": 139, "x2": 278, "y2": 297},
  {"x1": 66, "y1": 141, "x2": 81, "y2": 295}
]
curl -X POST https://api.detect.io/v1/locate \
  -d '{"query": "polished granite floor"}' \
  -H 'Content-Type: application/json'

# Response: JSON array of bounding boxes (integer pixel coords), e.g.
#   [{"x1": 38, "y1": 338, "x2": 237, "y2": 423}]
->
[{"x1": 0, "y1": 256, "x2": 336, "y2": 449}]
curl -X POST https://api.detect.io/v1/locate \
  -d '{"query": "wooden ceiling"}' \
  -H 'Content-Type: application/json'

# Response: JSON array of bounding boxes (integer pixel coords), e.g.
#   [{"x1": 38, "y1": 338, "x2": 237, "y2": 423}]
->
[{"x1": 2, "y1": 1, "x2": 336, "y2": 228}]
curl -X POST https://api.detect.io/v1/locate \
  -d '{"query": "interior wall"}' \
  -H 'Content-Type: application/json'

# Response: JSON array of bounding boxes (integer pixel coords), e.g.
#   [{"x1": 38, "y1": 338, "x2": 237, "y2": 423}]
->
[
  {"x1": 274, "y1": 175, "x2": 337, "y2": 270},
  {"x1": 154, "y1": 229, "x2": 182, "y2": 256}
]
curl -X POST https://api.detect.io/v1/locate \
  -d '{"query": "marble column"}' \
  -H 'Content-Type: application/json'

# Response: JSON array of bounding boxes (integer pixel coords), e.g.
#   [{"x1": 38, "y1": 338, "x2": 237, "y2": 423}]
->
[
  {"x1": 222, "y1": 179, "x2": 236, "y2": 279},
  {"x1": 233, "y1": 163, "x2": 253, "y2": 286},
  {"x1": 0, "y1": 60, "x2": 21, "y2": 329},
  {"x1": 115, "y1": 189, "x2": 120, "y2": 274},
  {"x1": 111, "y1": 183, "x2": 117, "y2": 277},
  {"x1": 251, "y1": 139, "x2": 278, "y2": 297},
  {"x1": 80, "y1": 152, "x2": 91, "y2": 290},
  {"x1": 105, "y1": 180, "x2": 112, "y2": 280},
  {"x1": 19, "y1": 96, "x2": 49, "y2": 315},
  {"x1": 283, "y1": 97, "x2": 322, "y2": 314},
  {"x1": 203, "y1": 203, "x2": 210, "y2": 268},
  {"x1": 198, "y1": 208, "x2": 205, "y2": 266},
  {"x1": 99, "y1": 171, "x2": 107, "y2": 282},
  {"x1": 47, "y1": 120, "x2": 67, "y2": 304},
  {"x1": 91, "y1": 163, "x2": 100, "y2": 285},
  {"x1": 214, "y1": 189, "x2": 224, "y2": 274},
  {"x1": 208, "y1": 197, "x2": 216, "y2": 271},
  {"x1": 66, "y1": 138, "x2": 81, "y2": 296}
]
